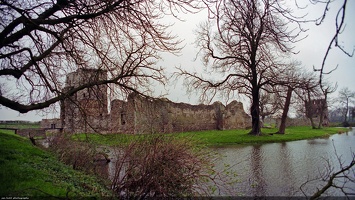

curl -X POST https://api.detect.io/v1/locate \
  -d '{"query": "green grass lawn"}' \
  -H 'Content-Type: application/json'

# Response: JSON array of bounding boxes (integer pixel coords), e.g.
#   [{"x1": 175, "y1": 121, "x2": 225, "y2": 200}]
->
[
  {"x1": 177, "y1": 126, "x2": 347, "y2": 146},
  {"x1": 0, "y1": 131, "x2": 111, "y2": 198},
  {"x1": 73, "y1": 126, "x2": 348, "y2": 147}
]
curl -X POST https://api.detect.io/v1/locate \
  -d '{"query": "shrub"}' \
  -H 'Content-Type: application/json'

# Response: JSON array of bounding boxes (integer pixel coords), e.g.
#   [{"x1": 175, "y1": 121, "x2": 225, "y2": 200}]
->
[
  {"x1": 110, "y1": 135, "x2": 227, "y2": 198},
  {"x1": 342, "y1": 121, "x2": 350, "y2": 127},
  {"x1": 48, "y1": 134, "x2": 104, "y2": 173}
]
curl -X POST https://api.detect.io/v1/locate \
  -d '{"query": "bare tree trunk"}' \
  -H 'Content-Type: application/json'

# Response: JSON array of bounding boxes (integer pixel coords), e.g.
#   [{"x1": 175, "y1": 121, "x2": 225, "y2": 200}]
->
[
  {"x1": 60, "y1": 99, "x2": 65, "y2": 130},
  {"x1": 277, "y1": 87, "x2": 292, "y2": 134},
  {"x1": 317, "y1": 94, "x2": 327, "y2": 129},
  {"x1": 318, "y1": 106, "x2": 324, "y2": 129},
  {"x1": 260, "y1": 115, "x2": 265, "y2": 128},
  {"x1": 249, "y1": 82, "x2": 261, "y2": 135},
  {"x1": 306, "y1": 90, "x2": 317, "y2": 129},
  {"x1": 309, "y1": 117, "x2": 316, "y2": 129},
  {"x1": 345, "y1": 98, "x2": 349, "y2": 123}
]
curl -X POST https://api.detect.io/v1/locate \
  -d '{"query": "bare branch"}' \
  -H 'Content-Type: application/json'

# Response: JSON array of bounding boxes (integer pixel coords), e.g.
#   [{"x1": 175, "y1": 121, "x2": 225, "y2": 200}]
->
[
  {"x1": 0, "y1": 0, "x2": 201, "y2": 113},
  {"x1": 311, "y1": 0, "x2": 354, "y2": 85},
  {"x1": 301, "y1": 142, "x2": 355, "y2": 199}
]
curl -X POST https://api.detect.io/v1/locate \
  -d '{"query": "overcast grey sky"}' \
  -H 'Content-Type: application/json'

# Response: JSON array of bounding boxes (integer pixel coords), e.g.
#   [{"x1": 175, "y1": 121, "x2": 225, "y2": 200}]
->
[
  {"x1": 1, "y1": 0, "x2": 354, "y2": 121},
  {"x1": 159, "y1": 0, "x2": 355, "y2": 108}
]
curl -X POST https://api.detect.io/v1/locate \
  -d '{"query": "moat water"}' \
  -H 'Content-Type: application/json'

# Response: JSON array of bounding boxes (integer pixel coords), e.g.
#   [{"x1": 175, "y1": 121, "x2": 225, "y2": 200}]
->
[
  {"x1": 96, "y1": 129, "x2": 355, "y2": 197},
  {"x1": 212, "y1": 129, "x2": 355, "y2": 197}
]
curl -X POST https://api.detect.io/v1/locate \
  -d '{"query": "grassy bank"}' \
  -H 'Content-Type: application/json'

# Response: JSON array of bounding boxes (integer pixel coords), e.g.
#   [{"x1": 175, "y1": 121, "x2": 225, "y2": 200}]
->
[
  {"x1": 0, "y1": 131, "x2": 112, "y2": 198},
  {"x1": 178, "y1": 126, "x2": 347, "y2": 146},
  {"x1": 73, "y1": 126, "x2": 348, "y2": 146},
  {"x1": 0, "y1": 123, "x2": 40, "y2": 129}
]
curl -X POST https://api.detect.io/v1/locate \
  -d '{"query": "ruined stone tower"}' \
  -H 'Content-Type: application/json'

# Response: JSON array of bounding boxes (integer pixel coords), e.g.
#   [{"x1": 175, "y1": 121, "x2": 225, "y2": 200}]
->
[
  {"x1": 305, "y1": 99, "x2": 329, "y2": 126},
  {"x1": 61, "y1": 68, "x2": 109, "y2": 133}
]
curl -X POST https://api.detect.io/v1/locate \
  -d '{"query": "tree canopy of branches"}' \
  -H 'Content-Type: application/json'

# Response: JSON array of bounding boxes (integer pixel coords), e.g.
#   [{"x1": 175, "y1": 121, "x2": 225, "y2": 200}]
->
[
  {"x1": 178, "y1": 0, "x2": 303, "y2": 135},
  {"x1": 292, "y1": 69, "x2": 322, "y2": 128},
  {"x1": 0, "y1": 0, "x2": 198, "y2": 113}
]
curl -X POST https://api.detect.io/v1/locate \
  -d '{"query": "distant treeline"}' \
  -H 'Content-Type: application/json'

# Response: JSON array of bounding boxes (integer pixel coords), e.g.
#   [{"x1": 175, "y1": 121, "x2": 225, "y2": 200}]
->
[
  {"x1": 329, "y1": 108, "x2": 355, "y2": 123},
  {"x1": 0, "y1": 120, "x2": 40, "y2": 124}
]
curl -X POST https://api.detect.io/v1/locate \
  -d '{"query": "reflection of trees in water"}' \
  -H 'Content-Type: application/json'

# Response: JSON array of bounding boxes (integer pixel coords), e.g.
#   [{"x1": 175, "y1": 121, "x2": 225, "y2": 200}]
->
[
  {"x1": 250, "y1": 145, "x2": 266, "y2": 196},
  {"x1": 94, "y1": 148, "x2": 127, "y2": 182},
  {"x1": 249, "y1": 143, "x2": 299, "y2": 196},
  {"x1": 278, "y1": 142, "x2": 298, "y2": 196}
]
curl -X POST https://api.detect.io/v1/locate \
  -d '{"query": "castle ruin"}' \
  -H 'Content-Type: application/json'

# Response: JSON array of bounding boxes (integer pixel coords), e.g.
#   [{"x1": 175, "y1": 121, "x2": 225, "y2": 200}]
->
[
  {"x1": 305, "y1": 99, "x2": 329, "y2": 126},
  {"x1": 56, "y1": 69, "x2": 250, "y2": 134}
]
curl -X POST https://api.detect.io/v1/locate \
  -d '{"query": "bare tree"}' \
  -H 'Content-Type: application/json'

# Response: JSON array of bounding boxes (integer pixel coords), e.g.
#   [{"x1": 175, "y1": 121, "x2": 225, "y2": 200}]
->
[
  {"x1": 177, "y1": 0, "x2": 304, "y2": 135},
  {"x1": 316, "y1": 81, "x2": 337, "y2": 129},
  {"x1": 276, "y1": 86, "x2": 294, "y2": 133},
  {"x1": 338, "y1": 87, "x2": 355, "y2": 126},
  {"x1": 275, "y1": 64, "x2": 305, "y2": 134},
  {"x1": 0, "y1": 0, "x2": 199, "y2": 113},
  {"x1": 293, "y1": 70, "x2": 320, "y2": 129},
  {"x1": 276, "y1": 65, "x2": 328, "y2": 133}
]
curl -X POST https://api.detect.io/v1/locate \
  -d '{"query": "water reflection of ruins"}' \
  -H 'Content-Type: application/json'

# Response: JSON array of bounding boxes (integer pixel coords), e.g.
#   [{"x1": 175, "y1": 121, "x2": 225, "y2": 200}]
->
[{"x1": 92, "y1": 148, "x2": 119, "y2": 181}]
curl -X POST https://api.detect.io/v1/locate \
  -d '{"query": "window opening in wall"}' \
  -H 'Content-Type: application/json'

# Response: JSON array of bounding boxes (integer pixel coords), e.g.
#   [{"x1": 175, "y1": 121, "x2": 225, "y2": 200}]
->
[
  {"x1": 121, "y1": 113, "x2": 126, "y2": 125},
  {"x1": 50, "y1": 124, "x2": 56, "y2": 129},
  {"x1": 69, "y1": 87, "x2": 75, "y2": 96}
]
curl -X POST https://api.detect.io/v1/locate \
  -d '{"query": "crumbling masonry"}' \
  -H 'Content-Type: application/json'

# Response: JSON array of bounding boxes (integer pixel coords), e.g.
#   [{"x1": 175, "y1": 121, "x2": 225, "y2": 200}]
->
[
  {"x1": 59, "y1": 69, "x2": 250, "y2": 134},
  {"x1": 305, "y1": 99, "x2": 329, "y2": 126}
]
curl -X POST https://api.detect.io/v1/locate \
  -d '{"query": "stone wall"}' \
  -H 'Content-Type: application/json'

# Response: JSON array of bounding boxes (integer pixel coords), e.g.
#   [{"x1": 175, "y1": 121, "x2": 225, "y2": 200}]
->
[
  {"x1": 223, "y1": 101, "x2": 250, "y2": 129},
  {"x1": 59, "y1": 69, "x2": 250, "y2": 134},
  {"x1": 110, "y1": 99, "x2": 127, "y2": 133},
  {"x1": 305, "y1": 99, "x2": 328, "y2": 118},
  {"x1": 17, "y1": 128, "x2": 46, "y2": 138},
  {"x1": 110, "y1": 93, "x2": 250, "y2": 134},
  {"x1": 266, "y1": 117, "x2": 327, "y2": 128},
  {"x1": 128, "y1": 94, "x2": 219, "y2": 133},
  {"x1": 274, "y1": 117, "x2": 310, "y2": 128},
  {"x1": 41, "y1": 118, "x2": 62, "y2": 129}
]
